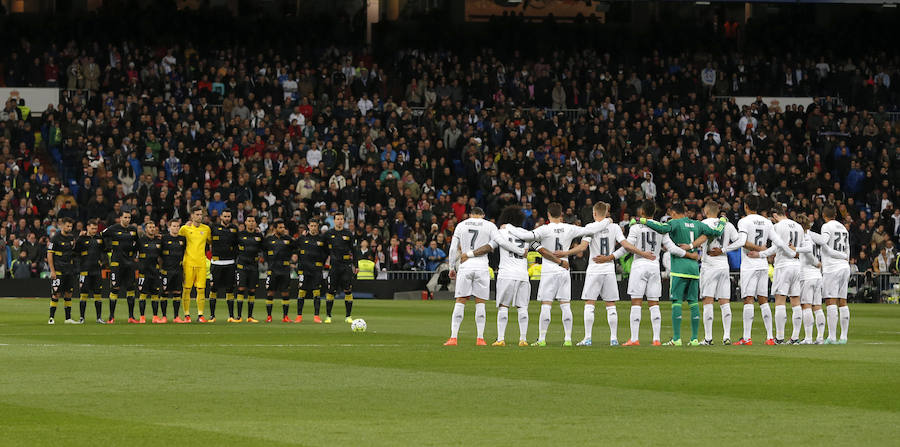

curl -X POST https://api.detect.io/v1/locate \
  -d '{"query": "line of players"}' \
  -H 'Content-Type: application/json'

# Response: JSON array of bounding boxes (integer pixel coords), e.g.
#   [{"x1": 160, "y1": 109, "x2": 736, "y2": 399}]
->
[
  {"x1": 444, "y1": 196, "x2": 852, "y2": 347},
  {"x1": 46, "y1": 207, "x2": 359, "y2": 325}
]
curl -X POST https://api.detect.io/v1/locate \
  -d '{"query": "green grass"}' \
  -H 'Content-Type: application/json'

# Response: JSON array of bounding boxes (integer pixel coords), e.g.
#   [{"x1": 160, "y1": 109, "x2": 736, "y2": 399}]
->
[{"x1": 1, "y1": 298, "x2": 899, "y2": 446}]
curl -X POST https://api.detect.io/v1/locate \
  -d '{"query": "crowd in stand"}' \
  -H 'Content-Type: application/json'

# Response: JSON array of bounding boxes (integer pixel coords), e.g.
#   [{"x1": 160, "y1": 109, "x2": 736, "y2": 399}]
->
[{"x1": 0, "y1": 9, "x2": 899, "y2": 287}]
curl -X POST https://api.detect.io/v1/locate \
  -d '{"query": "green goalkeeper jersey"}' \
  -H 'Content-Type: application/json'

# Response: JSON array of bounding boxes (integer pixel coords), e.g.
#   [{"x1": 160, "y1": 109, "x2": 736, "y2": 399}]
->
[{"x1": 642, "y1": 216, "x2": 725, "y2": 279}]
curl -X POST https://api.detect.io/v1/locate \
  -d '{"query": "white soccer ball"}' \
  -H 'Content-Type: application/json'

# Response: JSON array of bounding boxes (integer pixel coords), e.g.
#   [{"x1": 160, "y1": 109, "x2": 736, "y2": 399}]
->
[{"x1": 351, "y1": 318, "x2": 367, "y2": 333}]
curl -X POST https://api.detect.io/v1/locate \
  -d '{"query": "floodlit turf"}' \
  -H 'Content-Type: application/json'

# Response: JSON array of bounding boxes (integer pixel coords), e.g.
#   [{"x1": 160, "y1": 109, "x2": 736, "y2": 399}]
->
[{"x1": 1, "y1": 298, "x2": 899, "y2": 446}]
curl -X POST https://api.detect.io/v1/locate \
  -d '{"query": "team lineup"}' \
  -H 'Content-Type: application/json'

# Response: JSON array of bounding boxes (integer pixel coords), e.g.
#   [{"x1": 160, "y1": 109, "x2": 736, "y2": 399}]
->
[
  {"x1": 45, "y1": 207, "x2": 359, "y2": 326},
  {"x1": 445, "y1": 196, "x2": 852, "y2": 347}
]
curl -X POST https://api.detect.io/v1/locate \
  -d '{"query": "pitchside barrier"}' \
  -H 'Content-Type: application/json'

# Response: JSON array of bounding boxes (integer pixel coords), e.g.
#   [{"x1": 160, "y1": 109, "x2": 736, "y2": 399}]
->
[{"x1": 2, "y1": 273, "x2": 896, "y2": 303}]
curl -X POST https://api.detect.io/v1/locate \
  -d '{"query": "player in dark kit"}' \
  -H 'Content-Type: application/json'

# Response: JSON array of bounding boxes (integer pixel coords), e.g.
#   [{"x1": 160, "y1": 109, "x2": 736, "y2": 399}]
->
[
  {"x1": 296, "y1": 220, "x2": 328, "y2": 323},
  {"x1": 75, "y1": 219, "x2": 106, "y2": 323},
  {"x1": 263, "y1": 219, "x2": 296, "y2": 323},
  {"x1": 137, "y1": 221, "x2": 163, "y2": 323},
  {"x1": 162, "y1": 220, "x2": 187, "y2": 323},
  {"x1": 234, "y1": 215, "x2": 263, "y2": 323},
  {"x1": 47, "y1": 217, "x2": 78, "y2": 324},
  {"x1": 326, "y1": 213, "x2": 357, "y2": 324},
  {"x1": 102, "y1": 210, "x2": 139, "y2": 324},
  {"x1": 209, "y1": 209, "x2": 239, "y2": 322}
]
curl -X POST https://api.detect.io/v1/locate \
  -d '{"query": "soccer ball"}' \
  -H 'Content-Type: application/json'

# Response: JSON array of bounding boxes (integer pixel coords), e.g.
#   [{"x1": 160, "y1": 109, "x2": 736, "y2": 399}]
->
[{"x1": 351, "y1": 318, "x2": 367, "y2": 333}]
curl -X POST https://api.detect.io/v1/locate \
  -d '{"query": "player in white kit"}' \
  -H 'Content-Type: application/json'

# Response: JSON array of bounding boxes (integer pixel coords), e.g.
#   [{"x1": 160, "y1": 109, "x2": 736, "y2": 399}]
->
[
  {"x1": 507, "y1": 202, "x2": 612, "y2": 346},
  {"x1": 794, "y1": 214, "x2": 847, "y2": 344},
  {"x1": 551, "y1": 202, "x2": 652, "y2": 347},
  {"x1": 820, "y1": 205, "x2": 852, "y2": 344},
  {"x1": 612, "y1": 201, "x2": 690, "y2": 346},
  {"x1": 464, "y1": 205, "x2": 568, "y2": 347},
  {"x1": 444, "y1": 207, "x2": 527, "y2": 346},
  {"x1": 695, "y1": 201, "x2": 743, "y2": 345},
  {"x1": 754, "y1": 208, "x2": 805, "y2": 344},
  {"x1": 734, "y1": 196, "x2": 796, "y2": 346}
]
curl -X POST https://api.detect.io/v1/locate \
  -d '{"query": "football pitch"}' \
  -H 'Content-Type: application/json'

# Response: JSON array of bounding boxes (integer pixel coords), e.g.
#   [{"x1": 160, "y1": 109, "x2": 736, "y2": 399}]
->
[{"x1": 1, "y1": 298, "x2": 899, "y2": 446}]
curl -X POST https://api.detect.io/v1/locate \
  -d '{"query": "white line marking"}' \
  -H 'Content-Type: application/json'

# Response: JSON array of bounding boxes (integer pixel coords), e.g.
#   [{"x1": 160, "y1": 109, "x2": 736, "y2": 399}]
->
[{"x1": 0, "y1": 343, "x2": 400, "y2": 348}]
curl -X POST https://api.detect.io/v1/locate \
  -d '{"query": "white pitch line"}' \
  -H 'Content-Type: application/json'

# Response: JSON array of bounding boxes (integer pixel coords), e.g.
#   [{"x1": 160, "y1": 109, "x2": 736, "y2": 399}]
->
[{"x1": 0, "y1": 343, "x2": 400, "y2": 348}]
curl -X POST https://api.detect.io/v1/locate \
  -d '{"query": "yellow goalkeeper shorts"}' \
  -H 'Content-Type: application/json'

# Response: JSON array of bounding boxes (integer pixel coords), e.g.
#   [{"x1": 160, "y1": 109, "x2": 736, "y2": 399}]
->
[{"x1": 183, "y1": 264, "x2": 207, "y2": 289}]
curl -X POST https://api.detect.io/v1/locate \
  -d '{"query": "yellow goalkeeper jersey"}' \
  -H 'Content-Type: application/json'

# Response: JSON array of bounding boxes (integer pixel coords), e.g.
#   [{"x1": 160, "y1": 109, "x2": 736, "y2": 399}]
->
[{"x1": 178, "y1": 223, "x2": 211, "y2": 267}]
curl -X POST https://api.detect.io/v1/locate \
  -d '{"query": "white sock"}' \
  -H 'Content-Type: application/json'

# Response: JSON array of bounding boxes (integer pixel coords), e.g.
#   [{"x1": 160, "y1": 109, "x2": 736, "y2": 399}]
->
[
  {"x1": 606, "y1": 306, "x2": 617, "y2": 342},
  {"x1": 790, "y1": 305, "x2": 802, "y2": 341},
  {"x1": 802, "y1": 308, "x2": 814, "y2": 342},
  {"x1": 560, "y1": 302, "x2": 573, "y2": 342},
  {"x1": 815, "y1": 309, "x2": 826, "y2": 341},
  {"x1": 583, "y1": 304, "x2": 595, "y2": 341},
  {"x1": 474, "y1": 302, "x2": 486, "y2": 339},
  {"x1": 760, "y1": 302, "x2": 773, "y2": 340},
  {"x1": 839, "y1": 306, "x2": 850, "y2": 341},
  {"x1": 629, "y1": 305, "x2": 641, "y2": 342},
  {"x1": 496, "y1": 306, "x2": 509, "y2": 342},
  {"x1": 742, "y1": 303, "x2": 754, "y2": 340},
  {"x1": 702, "y1": 303, "x2": 714, "y2": 341},
  {"x1": 517, "y1": 307, "x2": 529, "y2": 342},
  {"x1": 450, "y1": 302, "x2": 465, "y2": 338},
  {"x1": 774, "y1": 304, "x2": 786, "y2": 340},
  {"x1": 720, "y1": 303, "x2": 732, "y2": 341},
  {"x1": 538, "y1": 304, "x2": 551, "y2": 342},
  {"x1": 826, "y1": 304, "x2": 838, "y2": 341},
  {"x1": 649, "y1": 305, "x2": 661, "y2": 341}
]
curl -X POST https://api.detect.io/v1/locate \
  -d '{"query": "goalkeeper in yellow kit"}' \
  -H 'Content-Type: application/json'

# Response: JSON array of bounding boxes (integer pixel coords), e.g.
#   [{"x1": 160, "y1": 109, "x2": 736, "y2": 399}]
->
[{"x1": 179, "y1": 207, "x2": 212, "y2": 322}]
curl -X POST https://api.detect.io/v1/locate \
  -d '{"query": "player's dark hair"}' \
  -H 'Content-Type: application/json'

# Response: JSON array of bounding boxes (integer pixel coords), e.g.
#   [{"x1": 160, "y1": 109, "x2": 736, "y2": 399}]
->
[
  {"x1": 245, "y1": 214, "x2": 256, "y2": 222},
  {"x1": 119, "y1": 210, "x2": 131, "y2": 217},
  {"x1": 273, "y1": 218, "x2": 285, "y2": 227},
  {"x1": 498, "y1": 205, "x2": 525, "y2": 226},
  {"x1": 470, "y1": 207, "x2": 485, "y2": 216},
  {"x1": 770, "y1": 204, "x2": 787, "y2": 217},
  {"x1": 221, "y1": 208, "x2": 232, "y2": 216},
  {"x1": 796, "y1": 214, "x2": 812, "y2": 230},
  {"x1": 640, "y1": 200, "x2": 656, "y2": 218},
  {"x1": 87, "y1": 218, "x2": 99, "y2": 227},
  {"x1": 744, "y1": 195, "x2": 759, "y2": 212},
  {"x1": 60, "y1": 217, "x2": 73, "y2": 225},
  {"x1": 823, "y1": 205, "x2": 837, "y2": 219},
  {"x1": 547, "y1": 202, "x2": 563, "y2": 218},
  {"x1": 191, "y1": 206, "x2": 204, "y2": 214},
  {"x1": 669, "y1": 201, "x2": 684, "y2": 215},
  {"x1": 334, "y1": 212, "x2": 344, "y2": 218}
]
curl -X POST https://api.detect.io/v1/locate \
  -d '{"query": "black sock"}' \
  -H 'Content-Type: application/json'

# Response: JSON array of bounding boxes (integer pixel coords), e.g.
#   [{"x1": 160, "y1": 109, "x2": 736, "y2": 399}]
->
[
  {"x1": 151, "y1": 299, "x2": 159, "y2": 316},
  {"x1": 50, "y1": 300, "x2": 58, "y2": 318},
  {"x1": 266, "y1": 300, "x2": 273, "y2": 316},
  {"x1": 326, "y1": 300, "x2": 334, "y2": 317},
  {"x1": 282, "y1": 300, "x2": 290, "y2": 317},
  {"x1": 297, "y1": 297, "x2": 305, "y2": 315},
  {"x1": 314, "y1": 297, "x2": 321, "y2": 315},
  {"x1": 79, "y1": 300, "x2": 87, "y2": 319},
  {"x1": 94, "y1": 300, "x2": 102, "y2": 319},
  {"x1": 109, "y1": 299, "x2": 117, "y2": 320},
  {"x1": 127, "y1": 297, "x2": 135, "y2": 319},
  {"x1": 345, "y1": 300, "x2": 353, "y2": 317},
  {"x1": 161, "y1": 299, "x2": 168, "y2": 317},
  {"x1": 209, "y1": 298, "x2": 217, "y2": 318},
  {"x1": 139, "y1": 298, "x2": 146, "y2": 316},
  {"x1": 247, "y1": 299, "x2": 255, "y2": 317},
  {"x1": 227, "y1": 298, "x2": 234, "y2": 318},
  {"x1": 64, "y1": 303, "x2": 72, "y2": 320},
  {"x1": 172, "y1": 297, "x2": 181, "y2": 318},
  {"x1": 237, "y1": 296, "x2": 244, "y2": 318}
]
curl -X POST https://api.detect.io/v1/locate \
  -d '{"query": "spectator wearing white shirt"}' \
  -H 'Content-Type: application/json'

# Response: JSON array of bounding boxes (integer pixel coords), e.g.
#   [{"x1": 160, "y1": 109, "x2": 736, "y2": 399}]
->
[
  {"x1": 306, "y1": 145, "x2": 322, "y2": 167},
  {"x1": 738, "y1": 110, "x2": 758, "y2": 134},
  {"x1": 289, "y1": 106, "x2": 305, "y2": 127},
  {"x1": 357, "y1": 93, "x2": 373, "y2": 116}
]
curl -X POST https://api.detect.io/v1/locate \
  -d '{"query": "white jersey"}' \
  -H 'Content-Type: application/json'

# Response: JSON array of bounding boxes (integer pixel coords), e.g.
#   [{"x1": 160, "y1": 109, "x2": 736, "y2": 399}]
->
[
  {"x1": 737, "y1": 214, "x2": 792, "y2": 271},
  {"x1": 528, "y1": 221, "x2": 601, "y2": 276},
  {"x1": 624, "y1": 223, "x2": 662, "y2": 270},
  {"x1": 700, "y1": 218, "x2": 739, "y2": 270},
  {"x1": 493, "y1": 227, "x2": 537, "y2": 281},
  {"x1": 769, "y1": 219, "x2": 804, "y2": 268},
  {"x1": 448, "y1": 218, "x2": 522, "y2": 271},
  {"x1": 799, "y1": 231, "x2": 823, "y2": 281},
  {"x1": 583, "y1": 223, "x2": 626, "y2": 275},
  {"x1": 820, "y1": 220, "x2": 851, "y2": 273}
]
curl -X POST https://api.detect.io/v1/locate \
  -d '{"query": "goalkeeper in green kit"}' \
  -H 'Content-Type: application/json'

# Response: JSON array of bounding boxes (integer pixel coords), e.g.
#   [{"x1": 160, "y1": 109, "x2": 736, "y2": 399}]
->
[{"x1": 639, "y1": 202, "x2": 726, "y2": 346}]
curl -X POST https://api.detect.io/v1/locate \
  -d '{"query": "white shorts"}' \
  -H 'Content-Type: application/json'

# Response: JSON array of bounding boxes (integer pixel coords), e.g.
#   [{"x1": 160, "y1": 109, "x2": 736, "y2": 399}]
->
[
  {"x1": 740, "y1": 269, "x2": 769, "y2": 298},
  {"x1": 536, "y1": 272, "x2": 571, "y2": 302},
  {"x1": 627, "y1": 264, "x2": 661, "y2": 300},
  {"x1": 581, "y1": 273, "x2": 619, "y2": 302},
  {"x1": 700, "y1": 268, "x2": 731, "y2": 300},
  {"x1": 455, "y1": 269, "x2": 490, "y2": 299},
  {"x1": 800, "y1": 278, "x2": 823, "y2": 306},
  {"x1": 772, "y1": 266, "x2": 802, "y2": 297},
  {"x1": 822, "y1": 268, "x2": 851, "y2": 300},
  {"x1": 496, "y1": 278, "x2": 530, "y2": 308}
]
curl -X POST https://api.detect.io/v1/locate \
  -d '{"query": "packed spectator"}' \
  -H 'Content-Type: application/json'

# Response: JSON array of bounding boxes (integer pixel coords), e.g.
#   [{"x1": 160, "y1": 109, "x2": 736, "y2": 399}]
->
[{"x1": 0, "y1": 7, "x2": 899, "y2": 282}]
